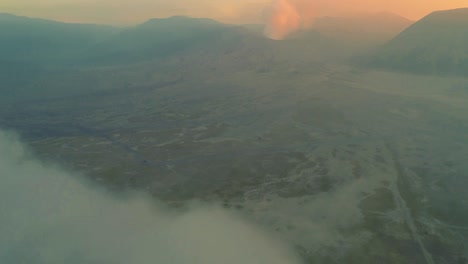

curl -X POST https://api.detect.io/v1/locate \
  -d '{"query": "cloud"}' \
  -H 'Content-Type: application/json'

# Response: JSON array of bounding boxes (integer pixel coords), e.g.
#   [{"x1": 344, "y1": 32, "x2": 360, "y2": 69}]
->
[{"x1": 0, "y1": 129, "x2": 302, "y2": 264}]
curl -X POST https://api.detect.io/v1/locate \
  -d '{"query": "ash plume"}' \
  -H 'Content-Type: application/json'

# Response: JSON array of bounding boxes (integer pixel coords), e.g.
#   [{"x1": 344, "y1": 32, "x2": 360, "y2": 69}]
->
[{"x1": 263, "y1": 0, "x2": 316, "y2": 40}]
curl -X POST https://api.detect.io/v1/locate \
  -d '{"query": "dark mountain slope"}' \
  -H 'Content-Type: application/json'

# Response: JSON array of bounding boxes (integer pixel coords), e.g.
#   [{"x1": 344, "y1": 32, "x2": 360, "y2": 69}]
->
[
  {"x1": 368, "y1": 8, "x2": 468, "y2": 76},
  {"x1": 83, "y1": 16, "x2": 266, "y2": 65},
  {"x1": 0, "y1": 13, "x2": 119, "y2": 63},
  {"x1": 0, "y1": 13, "x2": 120, "y2": 92}
]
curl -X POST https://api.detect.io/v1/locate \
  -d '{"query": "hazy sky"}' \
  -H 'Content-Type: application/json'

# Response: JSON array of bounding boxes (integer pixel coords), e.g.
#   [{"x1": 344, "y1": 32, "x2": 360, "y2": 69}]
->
[{"x1": 1, "y1": 0, "x2": 467, "y2": 25}]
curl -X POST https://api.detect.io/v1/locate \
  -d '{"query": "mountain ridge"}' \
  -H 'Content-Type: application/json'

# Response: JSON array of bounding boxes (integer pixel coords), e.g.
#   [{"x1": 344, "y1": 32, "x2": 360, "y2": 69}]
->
[{"x1": 367, "y1": 8, "x2": 468, "y2": 76}]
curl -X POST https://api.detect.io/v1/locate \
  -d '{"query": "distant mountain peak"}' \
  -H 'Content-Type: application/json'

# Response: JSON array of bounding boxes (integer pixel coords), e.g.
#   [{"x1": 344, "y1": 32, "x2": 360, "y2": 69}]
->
[{"x1": 142, "y1": 16, "x2": 223, "y2": 26}]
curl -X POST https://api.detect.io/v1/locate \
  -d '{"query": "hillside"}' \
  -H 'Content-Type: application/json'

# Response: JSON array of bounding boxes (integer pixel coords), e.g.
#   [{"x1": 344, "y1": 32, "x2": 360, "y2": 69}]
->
[
  {"x1": 0, "y1": 13, "x2": 118, "y2": 63},
  {"x1": 369, "y1": 8, "x2": 468, "y2": 76},
  {"x1": 0, "y1": 14, "x2": 120, "y2": 91},
  {"x1": 83, "y1": 16, "x2": 264, "y2": 65},
  {"x1": 0, "y1": 14, "x2": 341, "y2": 100},
  {"x1": 0, "y1": 15, "x2": 268, "y2": 97}
]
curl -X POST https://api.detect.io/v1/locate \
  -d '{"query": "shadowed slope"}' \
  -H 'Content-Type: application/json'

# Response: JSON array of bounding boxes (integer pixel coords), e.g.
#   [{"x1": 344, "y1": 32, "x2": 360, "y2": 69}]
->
[{"x1": 369, "y1": 8, "x2": 468, "y2": 76}]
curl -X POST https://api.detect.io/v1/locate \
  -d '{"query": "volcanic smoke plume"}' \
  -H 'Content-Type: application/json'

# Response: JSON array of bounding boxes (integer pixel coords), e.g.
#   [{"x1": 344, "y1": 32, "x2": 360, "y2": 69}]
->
[{"x1": 263, "y1": 0, "x2": 315, "y2": 40}]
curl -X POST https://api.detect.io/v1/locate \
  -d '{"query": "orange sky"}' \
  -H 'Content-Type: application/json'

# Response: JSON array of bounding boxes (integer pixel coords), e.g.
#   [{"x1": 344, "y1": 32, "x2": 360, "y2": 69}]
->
[
  {"x1": 313, "y1": 0, "x2": 468, "y2": 19},
  {"x1": 1, "y1": 0, "x2": 467, "y2": 25}
]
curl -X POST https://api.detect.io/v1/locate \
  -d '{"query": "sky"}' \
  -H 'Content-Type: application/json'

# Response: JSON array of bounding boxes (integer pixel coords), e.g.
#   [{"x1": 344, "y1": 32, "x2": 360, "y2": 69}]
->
[{"x1": 1, "y1": 0, "x2": 467, "y2": 25}]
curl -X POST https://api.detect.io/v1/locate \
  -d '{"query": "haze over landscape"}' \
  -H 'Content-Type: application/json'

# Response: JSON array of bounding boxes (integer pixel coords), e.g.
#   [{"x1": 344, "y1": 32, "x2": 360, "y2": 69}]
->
[
  {"x1": 2, "y1": 0, "x2": 468, "y2": 24},
  {"x1": 1, "y1": 1, "x2": 468, "y2": 264}
]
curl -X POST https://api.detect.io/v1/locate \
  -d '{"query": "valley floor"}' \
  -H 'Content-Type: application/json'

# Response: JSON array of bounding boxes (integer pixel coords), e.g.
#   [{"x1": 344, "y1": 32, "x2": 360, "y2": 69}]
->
[{"x1": 2, "y1": 65, "x2": 468, "y2": 263}]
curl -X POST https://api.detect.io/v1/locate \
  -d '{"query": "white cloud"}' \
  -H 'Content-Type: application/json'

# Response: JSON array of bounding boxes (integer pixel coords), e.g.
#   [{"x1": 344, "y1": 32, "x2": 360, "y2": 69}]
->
[{"x1": 0, "y1": 130, "x2": 302, "y2": 264}]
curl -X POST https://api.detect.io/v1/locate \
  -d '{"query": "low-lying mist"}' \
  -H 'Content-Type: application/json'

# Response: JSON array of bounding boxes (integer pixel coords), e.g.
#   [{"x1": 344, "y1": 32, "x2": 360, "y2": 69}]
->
[{"x1": 0, "y1": 130, "x2": 302, "y2": 264}]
